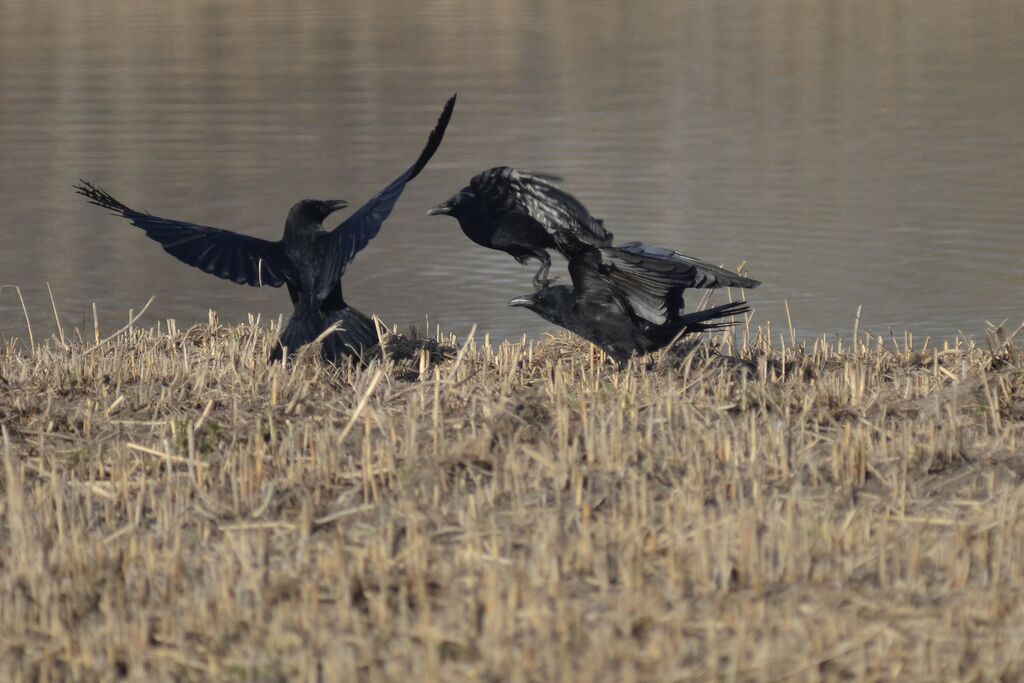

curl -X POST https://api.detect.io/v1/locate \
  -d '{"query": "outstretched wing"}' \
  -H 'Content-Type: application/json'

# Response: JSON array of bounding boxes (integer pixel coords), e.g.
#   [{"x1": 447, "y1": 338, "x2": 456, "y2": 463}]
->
[
  {"x1": 566, "y1": 248, "x2": 631, "y2": 315},
  {"x1": 315, "y1": 94, "x2": 457, "y2": 298},
  {"x1": 614, "y1": 242, "x2": 760, "y2": 289},
  {"x1": 76, "y1": 181, "x2": 289, "y2": 287},
  {"x1": 593, "y1": 243, "x2": 759, "y2": 325},
  {"x1": 471, "y1": 167, "x2": 612, "y2": 253}
]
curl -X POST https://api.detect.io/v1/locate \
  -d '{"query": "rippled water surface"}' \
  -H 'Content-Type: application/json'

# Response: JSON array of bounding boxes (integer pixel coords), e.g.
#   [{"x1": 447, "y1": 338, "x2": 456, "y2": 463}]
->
[{"x1": 1, "y1": 1, "x2": 1022, "y2": 345}]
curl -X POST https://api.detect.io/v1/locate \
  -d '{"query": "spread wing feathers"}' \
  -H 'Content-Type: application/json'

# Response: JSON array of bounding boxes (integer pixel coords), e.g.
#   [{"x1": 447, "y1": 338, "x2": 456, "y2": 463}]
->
[
  {"x1": 75, "y1": 181, "x2": 289, "y2": 288},
  {"x1": 317, "y1": 94, "x2": 457, "y2": 298},
  {"x1": 585, "y1": 244, "x2": 759, "y2": 325},
  {"x1": 566, "y1": 249, "x2": 632, "y2": 316},
  {"x1": 614, "y1": 242, "x2": 761, "y2": 289},
  {"x1": 471, "y1": 167, "x2": 613, "y2": 252}
]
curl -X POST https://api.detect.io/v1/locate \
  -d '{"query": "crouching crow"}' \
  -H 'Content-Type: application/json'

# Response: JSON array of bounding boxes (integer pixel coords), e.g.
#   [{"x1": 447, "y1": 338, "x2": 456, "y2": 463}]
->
[{"x1": 509, "y1": 242, "x2": 758, "y2": 366}]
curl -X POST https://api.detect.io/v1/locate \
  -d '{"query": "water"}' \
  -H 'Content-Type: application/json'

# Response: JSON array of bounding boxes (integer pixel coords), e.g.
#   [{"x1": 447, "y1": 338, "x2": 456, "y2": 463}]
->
[{"x1": 1, "y1": 1, "x2": 1022, "y2": 346}]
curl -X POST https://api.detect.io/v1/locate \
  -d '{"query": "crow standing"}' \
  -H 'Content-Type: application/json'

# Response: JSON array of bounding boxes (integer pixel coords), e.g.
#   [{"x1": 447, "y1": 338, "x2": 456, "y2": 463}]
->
[
  {"x1": 509, "y1": 242, "x2": 759, "y2": 365},
  {"x1": 428, "y1": 167, "x2": 612, "y2": 286},
  {"x1": 76, "y1": 94, "x2": 456, "y2": 363}
]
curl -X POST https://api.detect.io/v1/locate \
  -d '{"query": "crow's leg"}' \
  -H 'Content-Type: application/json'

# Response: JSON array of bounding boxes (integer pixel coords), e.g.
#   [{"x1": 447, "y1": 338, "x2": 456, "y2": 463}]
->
[{"x1": 532, "y1": 252, "x2": 556, "y2": 289}]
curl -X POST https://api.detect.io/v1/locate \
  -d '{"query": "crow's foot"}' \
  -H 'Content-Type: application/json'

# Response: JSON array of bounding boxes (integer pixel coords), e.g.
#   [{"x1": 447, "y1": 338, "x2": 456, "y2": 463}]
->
[{"x1": 533, "y1": 276, "x2": 559, "y2": 290}]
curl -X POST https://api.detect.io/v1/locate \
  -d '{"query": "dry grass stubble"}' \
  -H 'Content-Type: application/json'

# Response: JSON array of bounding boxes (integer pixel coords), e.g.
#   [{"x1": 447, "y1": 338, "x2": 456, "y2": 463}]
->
[{"x1": 2, "y1": 311, "x2": 1024, "y2": 681}]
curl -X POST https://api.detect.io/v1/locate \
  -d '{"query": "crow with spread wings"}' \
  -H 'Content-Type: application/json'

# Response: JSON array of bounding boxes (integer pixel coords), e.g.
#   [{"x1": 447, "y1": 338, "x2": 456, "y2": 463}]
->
[{"x1": 76, "y1": 94, "x2": 456, "y2": 363}]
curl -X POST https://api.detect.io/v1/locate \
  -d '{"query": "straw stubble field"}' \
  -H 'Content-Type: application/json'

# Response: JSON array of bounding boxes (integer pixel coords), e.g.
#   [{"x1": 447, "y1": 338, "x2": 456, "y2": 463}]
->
[{"x1": 1, "y1": 312, "x2": 1024, "y2": 681}]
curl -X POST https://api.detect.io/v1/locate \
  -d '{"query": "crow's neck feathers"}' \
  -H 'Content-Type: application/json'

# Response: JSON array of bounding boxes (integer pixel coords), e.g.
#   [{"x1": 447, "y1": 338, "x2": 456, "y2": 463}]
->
[{"x1": 283, "y1": 215, "x2": 325, "y2": 244}]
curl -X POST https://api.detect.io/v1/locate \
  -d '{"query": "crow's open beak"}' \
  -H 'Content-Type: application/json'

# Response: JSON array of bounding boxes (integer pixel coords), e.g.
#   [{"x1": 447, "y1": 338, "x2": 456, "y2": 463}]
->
[
  {"x1": 508, "y1": 294, "x2": 535, "y2": 308},
  {"x1": 326, "y1": 199, "x2": 349, "y2": 214},
  {"x1": 426, "y1": 201, "x2": 451, "y2": 216}
]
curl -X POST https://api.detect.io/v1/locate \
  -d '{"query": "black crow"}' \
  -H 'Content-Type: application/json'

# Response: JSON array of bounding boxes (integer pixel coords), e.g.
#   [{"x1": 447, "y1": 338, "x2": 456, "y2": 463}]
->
[
  {"x1": 76, "y1": 94, "x2": 457, "y2": 363},
  {"x1": 509, "y1": 242, "x2": 758, "y2": 365},
  {"x1": 427, "y1": 167, "x2": 612, "y2": 286}
]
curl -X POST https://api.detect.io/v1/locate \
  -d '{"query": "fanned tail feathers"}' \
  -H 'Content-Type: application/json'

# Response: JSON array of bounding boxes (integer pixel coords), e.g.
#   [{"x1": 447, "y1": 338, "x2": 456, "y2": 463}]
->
[{"x1": 269, "y1": 307, "x2": 379, "y2": 363}]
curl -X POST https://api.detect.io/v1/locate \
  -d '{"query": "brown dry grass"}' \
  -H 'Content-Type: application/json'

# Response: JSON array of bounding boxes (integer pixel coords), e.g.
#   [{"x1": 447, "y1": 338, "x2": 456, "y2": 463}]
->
[{"x1": 2, "y1": 312, "x2": 1024, "y2": 682}]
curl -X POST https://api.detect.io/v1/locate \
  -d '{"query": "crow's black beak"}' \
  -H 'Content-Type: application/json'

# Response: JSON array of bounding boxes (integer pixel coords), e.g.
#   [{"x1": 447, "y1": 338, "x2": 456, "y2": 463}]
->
[
  {"x1": 326, "y1": 199, "x2": 349, "y2": 214},
  {"x1": 508, "y1": 294, "x2": 535, "y2": 308},
  {"x1": 426, "y1": 201, "x2": 451, "y2": 217}
]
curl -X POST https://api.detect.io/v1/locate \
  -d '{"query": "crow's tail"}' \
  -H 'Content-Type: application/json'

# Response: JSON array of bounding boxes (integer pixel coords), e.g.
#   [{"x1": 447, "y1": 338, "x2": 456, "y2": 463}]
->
[
  {"x1": 269, "y1": 307, "x2": 380, "y2": 364},
  {"x1": 319, "y1": 306, "x2": 379, "y2": 363},
  {"x1": 269, "y1": 313, "x2": 323, "y2": 362},
  {"x1": 676, "y1": 300, "x2": 750, "y2": 334}
]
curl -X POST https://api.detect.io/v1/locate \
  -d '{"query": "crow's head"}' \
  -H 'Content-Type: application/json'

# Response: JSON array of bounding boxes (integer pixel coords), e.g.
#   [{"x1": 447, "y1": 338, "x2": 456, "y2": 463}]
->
[
  {"x1": 288, "y1": 199, "x2": 349, "y2": 226},
  {"x1": 508, "y1": 286, "x2": 574, "y2": 326},
  {"x1": 426, "y1": 189, "x2": 475, "y2": 218}
]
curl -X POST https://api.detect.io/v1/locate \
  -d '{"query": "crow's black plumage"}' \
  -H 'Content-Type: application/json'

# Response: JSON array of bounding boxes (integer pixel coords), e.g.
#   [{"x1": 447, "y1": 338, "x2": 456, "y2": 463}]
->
[
  {"x1": 509, "y1": 243, "x2": 758, "y2": 365},
  {"x1": 76, "y1": 94, "x2": 456, "y2": 363},
  {"x1": 428, "y1": 167, "x2": 612, "y2": 285}
]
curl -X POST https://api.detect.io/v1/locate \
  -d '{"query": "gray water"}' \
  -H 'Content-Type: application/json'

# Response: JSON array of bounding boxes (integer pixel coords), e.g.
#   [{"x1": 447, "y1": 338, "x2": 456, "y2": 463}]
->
[{"x1": 1, "y1": 1, "x2": 1022, "y2": 346}]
